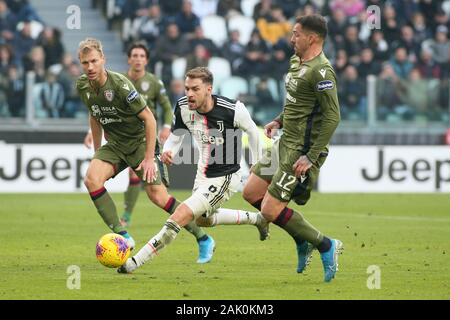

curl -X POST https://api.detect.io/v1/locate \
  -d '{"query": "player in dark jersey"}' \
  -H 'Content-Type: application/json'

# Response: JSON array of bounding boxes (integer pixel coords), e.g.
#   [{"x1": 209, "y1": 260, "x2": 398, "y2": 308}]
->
[
  {"x1": 243, "y1": 15, "x2": 344, "y2": 282},
  {"x1": 118, "y1": 67, "x2": 269, "y2": 273},
  {"x1": 83, "y1": 42, "x2": 173, "y2": 227},
  {"x1": 77, "y1": 39, "x2": 214, "y2": 262}
]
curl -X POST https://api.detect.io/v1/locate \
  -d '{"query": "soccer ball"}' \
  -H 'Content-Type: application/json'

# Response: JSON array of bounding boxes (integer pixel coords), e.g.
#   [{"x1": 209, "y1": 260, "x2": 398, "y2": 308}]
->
[{"x1": 96, "y1": 233, "x2": 130, "y2": 268}]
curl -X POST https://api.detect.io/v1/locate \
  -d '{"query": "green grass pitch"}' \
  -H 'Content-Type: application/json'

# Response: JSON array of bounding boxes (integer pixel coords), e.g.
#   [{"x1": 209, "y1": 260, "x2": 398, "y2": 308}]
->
[{"x1": 0, "y1": 192, "x2": 449, "y2": 300}]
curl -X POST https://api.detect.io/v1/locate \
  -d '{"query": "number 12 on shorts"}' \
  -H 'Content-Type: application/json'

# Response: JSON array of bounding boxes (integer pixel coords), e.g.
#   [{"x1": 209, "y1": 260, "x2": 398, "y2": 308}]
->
[{"x1": 276, "y1": 171, "x2": 297, "y2": 191}]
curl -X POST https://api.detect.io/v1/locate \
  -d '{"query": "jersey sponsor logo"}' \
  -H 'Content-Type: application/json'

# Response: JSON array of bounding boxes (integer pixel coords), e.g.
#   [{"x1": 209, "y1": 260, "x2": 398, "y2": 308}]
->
[
  {"x1": 100, "y1": 106, "x2": 118, "y2": 115},
  {"x1": 126, "y1": 90, "x2": 139, "y2": 103},
  {"x1": 104, "y1": 89, "x2": 114, "y2": 102},
  {"x1": 141, "y1": 81, "x2": 150, "y2": 92},
  {"x1": 91, "y1": 105, "x2": 102, "y2": 117},
  {"x1": 99, "y1": 117, "x2": 123, "y2": 125},
  {"x1": 286, "y1": 92, "x2": 296, "y2": 103},
  {"x1": 319, "y1": 68, "x2": 327, "y2": 78},
  {"x1": 217, "y1": 121, "x2": 224, "y2": 133},
  {"x1": 198, "y1": 132, "x2": 225, "y2": 145},
  {"x1": 316, "y1": 80, "x2": 334, "y2": 91}
]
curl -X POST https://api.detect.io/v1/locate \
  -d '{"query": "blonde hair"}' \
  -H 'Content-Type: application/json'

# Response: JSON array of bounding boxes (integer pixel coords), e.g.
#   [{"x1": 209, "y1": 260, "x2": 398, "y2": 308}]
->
[{"x1": 78, "y1": 38, "x2": 104, "y2": 58}]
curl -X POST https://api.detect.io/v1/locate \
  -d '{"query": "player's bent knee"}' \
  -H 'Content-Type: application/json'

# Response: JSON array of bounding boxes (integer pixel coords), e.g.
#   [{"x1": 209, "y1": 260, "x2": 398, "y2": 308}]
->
[{"x1": 84, "y1": 174, "x2": 104, "y2": 191}]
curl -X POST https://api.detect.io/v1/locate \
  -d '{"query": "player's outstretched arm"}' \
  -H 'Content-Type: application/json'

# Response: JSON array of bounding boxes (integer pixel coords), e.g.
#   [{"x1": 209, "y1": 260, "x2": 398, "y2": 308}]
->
[
  {"x1": 136, "y1": 107, "x2": 157, "y2": 183},
  {"x1": 234, "y1": 101, "x2": 263, "y2": 165}
]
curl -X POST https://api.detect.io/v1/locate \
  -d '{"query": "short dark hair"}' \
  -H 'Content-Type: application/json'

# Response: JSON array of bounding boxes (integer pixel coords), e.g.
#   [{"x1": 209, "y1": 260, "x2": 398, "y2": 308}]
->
[
  {"x1": 296, "y1": 14, "x2": 328, "y2": 40},
  {"x1": 185, "y1": 67, "x2": 213, "y2": 85},
  {"x1": 127, "y1": 42, "x2": 150, "y2": 59}
]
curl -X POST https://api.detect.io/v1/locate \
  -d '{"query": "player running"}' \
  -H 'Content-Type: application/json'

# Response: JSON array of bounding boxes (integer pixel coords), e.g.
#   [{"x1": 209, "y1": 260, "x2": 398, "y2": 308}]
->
[
  {"x1": 118, "y1": 67, "x2": 269, "y2": 273},
  {"x1": 77, "y1": 39, "x2": 214, "y2": 263},
  {"x1": 243, "y1": 15, "x2": 344, "y2": 282}
]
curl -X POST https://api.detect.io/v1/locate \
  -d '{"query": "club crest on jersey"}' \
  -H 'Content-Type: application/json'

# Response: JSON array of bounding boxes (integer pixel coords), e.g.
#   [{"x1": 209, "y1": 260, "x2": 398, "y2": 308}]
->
[
  {"x1": 217, "y1": 121, "x2": 224, "y2": 132},
  {"x1": 317, "y1": 80, "x2": 334, "y2": 91},
  {"x1": 141, "y1": 81, "x2": 150, "y2": 92},
  {"x1": 127, "y1": 90, "x2": 139, "y2": 103},
  {"x1": 104, "y1": 89, "x2": 114, "y2": 102}
]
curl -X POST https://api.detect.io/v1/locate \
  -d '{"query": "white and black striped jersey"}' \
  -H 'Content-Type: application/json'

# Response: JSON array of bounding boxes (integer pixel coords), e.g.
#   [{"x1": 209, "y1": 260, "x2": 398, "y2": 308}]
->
[{"x1": 165, "y1": 95, "x2": 261, "y2": 178}]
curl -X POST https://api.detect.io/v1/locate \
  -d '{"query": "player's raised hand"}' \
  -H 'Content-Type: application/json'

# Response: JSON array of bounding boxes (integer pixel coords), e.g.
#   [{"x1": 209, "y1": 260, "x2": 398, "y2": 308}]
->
[
  {"x1": 293, "y1": 155, "x2": 312, "y2": 178},
  {"x1": 264, "y1": 121, "x2": 280, "y2": 139},
  {"x1": 161, "y1": 151, "x2": 173, "y2": 165},
  {"x1": 136, "y1": 158, "x2": 157, "y2": 183}
]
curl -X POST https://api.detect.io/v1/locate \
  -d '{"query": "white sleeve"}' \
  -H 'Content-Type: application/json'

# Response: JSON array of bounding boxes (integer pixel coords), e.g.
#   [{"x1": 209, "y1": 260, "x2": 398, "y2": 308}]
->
[
  {"x1": 234, "y1": 101, "x2": 263, "y2": 165},
  {"x1": 162, "y1": 132, "x2": 185, "y2": 156}
]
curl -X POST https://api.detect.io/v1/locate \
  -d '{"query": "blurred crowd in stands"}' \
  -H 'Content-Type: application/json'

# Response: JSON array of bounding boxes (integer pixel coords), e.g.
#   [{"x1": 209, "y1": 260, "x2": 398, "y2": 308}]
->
[{"x1": 1, "y1": 0, "x2": 450, "y2": 124}]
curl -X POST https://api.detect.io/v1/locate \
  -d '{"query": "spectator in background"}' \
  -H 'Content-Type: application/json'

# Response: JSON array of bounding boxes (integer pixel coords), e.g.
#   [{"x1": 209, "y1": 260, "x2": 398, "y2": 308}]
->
[
  {"x1": 131, "y1": 4, "x2": 166, "y2": 51},
  {"x1": 253, "y1": 0, "x2": 273, "y2": 21},
  {"x1": 327, "y1": 8, "x2": 348, "y2": 50},
  {"x1": 23, "y1": 45, "x2": 45, "y2": 82},
  {"x1": 422, "y1": 25, "x2": 450, "y2": 64},
  {"x1": 392, "y1": 25, "x2": 421, "y2": 63},
  {"x1": 390, "y1": 46, "x2": 414, "y2": 79},
  {"x1": 6, "y1": 64, "x2": 25, "y2": 117},
  {"x1": 338, "y1": 64, "x2": 366, "y2": 120},
  {"x1": 38, "y1": 70, "x2": 65, "y2": 118},
  {"x1": 6, "y1": 0, "x2": 42, "y2": 23},
  {"x1": 270, "y1": 34, "x2": 292, "y2": 80},
  {"x1": 160, "y1": 0, "x2": 183, "y2": 16},
  {"x1": 334, "y1": 49, "x2": 349, "y2": 77},
  {"x1": 155, "y1": 23, "x2": 190, "y2": 84},
  {"x1": 369, "y1": 30, "x2": 390, "y2": 62},
  {"x1": 58, "y1": 62, "x2": 83, "y2": 118},
  {"x1": 189, "y1": 26, "x2": 218, "y2": 56},
  {"x1": 416, "y1": 47, "x2": 442, "y2": 79},
  {"x1": 343, "y1": 24, "x2": 364, "y2": 64},
  {"x1": 12, "y1": 19, "x2": 35, "y2": 65},
  {"x1": 175, "y1": 0, "x2": 200, "y2": 38},
  {"x1": 397, "y1": 68, "x2": 439, "y2": 120},
  {"x1": 376, "y1": 63, "x2": 402, "y2": 121},
  {"x1": 191, "y1": 0, "x2": 218, "y2": 19},
  {"x1": 0, "y1": 0, "x2": 17, "y2": 43},
  {"x1": 411, "y1": 12, "x2": 432, "y2": 44},
  {"x1": 358, "y1": 47, "x2": 381, "y2": 79},
  {"x1": 37, "y1": 27, "x2": 64, "y2": 69},
  {"x1": 0, "y1": 43, "x2": 13, "y2": 74},
  {"x1": 186, "y1": 44, "x2": 210, "y2": 70},
  {"x1": 221, "y1": 29, "x2": 245, "y2": 75},
  {"x1": 381, "y1": 4, "x2": 401, "y2": 44},
  {"x1": 256, "y1": 5, "x2": 291, "y2": 45},
  {"x1": 216, "y1": 0, "x2": 241, "y2": 19},
  {"x1": 239, "y1": 30, "x2": 271, "y2": 77}
]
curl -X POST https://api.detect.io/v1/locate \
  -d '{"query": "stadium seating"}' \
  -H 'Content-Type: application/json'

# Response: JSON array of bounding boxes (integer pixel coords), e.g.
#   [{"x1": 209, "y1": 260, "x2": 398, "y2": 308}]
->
[
  {"x1": 219, "y1": 76, "x2": 249, "y2": 100},
  {"x1": 200, "y1": 15, "x2": 228, "y2": 47},
  {"x1": 227, "y1": 14, "x2": 256, "y2": 45},
  {"x1": 208, "y1": 57, "x2": 232, "y2": 90}
]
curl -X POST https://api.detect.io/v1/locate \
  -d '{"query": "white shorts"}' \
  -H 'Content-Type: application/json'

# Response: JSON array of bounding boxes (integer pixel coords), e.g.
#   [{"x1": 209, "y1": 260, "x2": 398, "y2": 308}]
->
[{"x1": 183, "y1": 170, "x2": 242, "y2": 218}]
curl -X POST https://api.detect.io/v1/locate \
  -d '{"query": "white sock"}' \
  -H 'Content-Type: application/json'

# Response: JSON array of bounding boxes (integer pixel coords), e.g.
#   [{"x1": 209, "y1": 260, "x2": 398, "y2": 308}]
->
[
  {"x1": 212, "y1": 208, "x2": 259, "y2": 226},
  {"x1": 133, "y1": 219, "x2": 180, "y2": 267}
]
